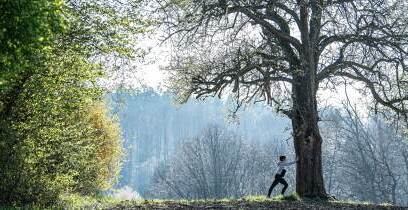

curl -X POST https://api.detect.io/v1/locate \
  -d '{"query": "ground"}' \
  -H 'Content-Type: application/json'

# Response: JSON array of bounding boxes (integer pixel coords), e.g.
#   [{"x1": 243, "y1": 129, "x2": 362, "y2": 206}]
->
[
  {"x1": 105, "y1": 200, "x2": 406, "y2": 210},
  {"x1": 60, "y1": 195, "x2": 408, "y2": 210}
]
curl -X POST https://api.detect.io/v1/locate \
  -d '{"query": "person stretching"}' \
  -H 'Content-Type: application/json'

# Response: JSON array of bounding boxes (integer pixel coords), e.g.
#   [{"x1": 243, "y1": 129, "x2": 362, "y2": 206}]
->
[{"x1": 267, "y1": 155, "x2": 298, "y2": 197}]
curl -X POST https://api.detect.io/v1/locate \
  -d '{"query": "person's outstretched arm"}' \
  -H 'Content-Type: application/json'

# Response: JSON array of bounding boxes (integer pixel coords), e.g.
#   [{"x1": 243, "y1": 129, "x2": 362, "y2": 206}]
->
[{"x1": 281, "y1": 160, "x2": 297, "y2": 166}]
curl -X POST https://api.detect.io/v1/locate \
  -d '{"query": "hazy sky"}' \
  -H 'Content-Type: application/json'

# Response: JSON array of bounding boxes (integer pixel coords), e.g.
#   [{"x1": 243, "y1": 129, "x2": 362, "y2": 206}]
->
[{"x1": 116, "y1": 31, "x2": 367, "y2": 112}]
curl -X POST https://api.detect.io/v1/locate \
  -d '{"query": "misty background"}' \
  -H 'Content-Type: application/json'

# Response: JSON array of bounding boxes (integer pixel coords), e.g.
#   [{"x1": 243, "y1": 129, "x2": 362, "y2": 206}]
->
[
  {"x1": 107, "y1": 89, "x2": 408, "y2": 206},
  {"x1": 108, "y1": 89, "x2": 291, "y2": 192}
]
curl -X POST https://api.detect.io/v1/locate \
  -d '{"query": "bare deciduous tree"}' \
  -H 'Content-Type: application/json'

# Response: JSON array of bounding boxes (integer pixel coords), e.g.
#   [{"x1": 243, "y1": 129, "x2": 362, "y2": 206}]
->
[
  {"x1": 321, "y1": 105, "x2": 408, "y2": 205},
  {"x1": 152, "y1": 0, "x2": 408, "y2": 197},
  {"x1": 148, "y1": 125, "x2": 292, "y2": 199}
]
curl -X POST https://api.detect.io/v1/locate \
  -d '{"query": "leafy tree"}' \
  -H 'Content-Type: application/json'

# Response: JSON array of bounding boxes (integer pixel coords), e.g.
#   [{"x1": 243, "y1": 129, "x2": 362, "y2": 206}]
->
[
  {"x1": 0, "y1": 0, "x2": 65, "y2": 119},
  {"x1": 1, "y1": 48, "x2": 101, "y2": 203},
  {"x1": 0, "y1": 44, "x2": 125, "y2": 204},
  {"x1": 0, "y1": 0, "x2": 67, "y2": 203},
  {"x1": 0, "y1": 0, "x2": 143, "y2": 204},
  {"x1": 154, "y1": 0, "x2": 408, "y2": 197},
  {"x1": 80, "y1": 102, "x2": 123, "y2": 194}
]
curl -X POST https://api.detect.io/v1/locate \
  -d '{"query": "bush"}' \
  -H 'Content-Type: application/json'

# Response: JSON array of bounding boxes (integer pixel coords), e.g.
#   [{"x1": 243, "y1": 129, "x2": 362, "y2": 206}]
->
[
  {"x1": 76, "y1": 102, "x2": 123, "y2": 194},
  {"x1": 0, "y1": 51, "x2": 123, "y2": 205}
]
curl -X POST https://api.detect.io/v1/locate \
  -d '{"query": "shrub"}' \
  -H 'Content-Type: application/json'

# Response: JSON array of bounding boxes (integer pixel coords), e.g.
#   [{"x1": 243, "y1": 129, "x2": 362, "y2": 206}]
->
[{"x1": 0, "y1": 51, "x2": 123, "y2": 205}]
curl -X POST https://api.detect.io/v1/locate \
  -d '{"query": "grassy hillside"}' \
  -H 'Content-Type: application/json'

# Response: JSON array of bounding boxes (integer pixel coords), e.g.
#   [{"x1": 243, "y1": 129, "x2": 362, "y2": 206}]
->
[
  {"x1": 2, "y1": 194, "x2": 406, "y2": 209},
  {"x1": 54, "y1": 195, "x2": 407, "y2": 210}
]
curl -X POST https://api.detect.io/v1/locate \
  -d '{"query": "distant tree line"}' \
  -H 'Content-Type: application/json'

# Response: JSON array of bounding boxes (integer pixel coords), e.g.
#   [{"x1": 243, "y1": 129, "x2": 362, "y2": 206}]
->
[
  {"x1": 146, "y1": 106, "x2": 408, "y2": 205},
  {"x1": 111, "y1": 90, "x2": 290, "y2": 196},
  {"x1": 322, "y1": 105, "x2": 408, "y2": 206},
  {"x1": 147, "y1": 124, "x2": 294, "y2": 199}
]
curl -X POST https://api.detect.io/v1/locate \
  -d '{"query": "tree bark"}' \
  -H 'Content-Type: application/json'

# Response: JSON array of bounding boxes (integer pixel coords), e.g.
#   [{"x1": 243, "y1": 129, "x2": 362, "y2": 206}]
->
[{"x1": 291, "y1": 73, "x2": 327, "y2": 198}]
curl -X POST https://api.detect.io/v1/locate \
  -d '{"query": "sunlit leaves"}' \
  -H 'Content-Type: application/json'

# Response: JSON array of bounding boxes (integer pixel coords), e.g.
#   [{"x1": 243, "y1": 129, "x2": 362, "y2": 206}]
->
[{"x1": 0, "y1": 0, "x2": 132, "y2": 205}]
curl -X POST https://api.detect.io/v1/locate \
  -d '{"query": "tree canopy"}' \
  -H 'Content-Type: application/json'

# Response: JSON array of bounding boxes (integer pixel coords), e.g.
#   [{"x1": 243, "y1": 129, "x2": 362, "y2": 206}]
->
[
  {"x1": 157, "y1": 0, "x2": 408, "y2": 119},
  {"x1": 0, "y1": 0, "x2": 145, "y2": 204},
  {"x1": 152, "y1": 0, "x2": 408, "y2": 197}
]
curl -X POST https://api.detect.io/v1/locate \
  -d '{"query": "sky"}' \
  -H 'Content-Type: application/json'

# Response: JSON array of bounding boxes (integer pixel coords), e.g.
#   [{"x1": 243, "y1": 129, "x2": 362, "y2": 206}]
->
[{"x1": 109, "y1": 31, "x2": 368, "y2": 113}]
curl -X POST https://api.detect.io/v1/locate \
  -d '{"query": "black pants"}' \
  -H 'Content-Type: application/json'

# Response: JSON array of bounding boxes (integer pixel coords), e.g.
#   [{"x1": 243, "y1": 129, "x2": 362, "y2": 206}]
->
[{"x1": 267, "y1": 173, "x2": 288, "y2": 197}]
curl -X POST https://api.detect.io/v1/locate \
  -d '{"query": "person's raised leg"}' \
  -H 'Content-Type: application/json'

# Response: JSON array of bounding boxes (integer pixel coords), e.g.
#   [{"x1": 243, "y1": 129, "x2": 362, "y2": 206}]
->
[
  {"x1": 280, "y1": 178, "x2": 288, "y2": 195},
  {"x1": 267, "y1": 178, "x2": 279, "y2": 198}
]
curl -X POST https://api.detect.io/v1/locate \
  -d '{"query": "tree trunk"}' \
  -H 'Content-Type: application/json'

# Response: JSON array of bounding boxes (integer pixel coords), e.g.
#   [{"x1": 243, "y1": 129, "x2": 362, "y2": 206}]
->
[{"x1": 291, "y1": 75, "x2": 327, "y2": 198}]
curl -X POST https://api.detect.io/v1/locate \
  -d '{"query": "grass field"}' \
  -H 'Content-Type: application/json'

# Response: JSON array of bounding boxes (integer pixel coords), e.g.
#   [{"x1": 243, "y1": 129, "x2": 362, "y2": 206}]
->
[{"x1": 2, "y1": 194, "x2": 407, "y2": 209}]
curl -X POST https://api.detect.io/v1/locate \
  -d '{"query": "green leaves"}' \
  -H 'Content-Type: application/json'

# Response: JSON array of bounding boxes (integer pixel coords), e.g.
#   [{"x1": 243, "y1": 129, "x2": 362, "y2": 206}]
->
[
  {"x1": 0, "y1": 0, "x2": 138, "y2": 205},
  {"x1": 0, "y1": 45, "x2": 123, "y2": 204}
]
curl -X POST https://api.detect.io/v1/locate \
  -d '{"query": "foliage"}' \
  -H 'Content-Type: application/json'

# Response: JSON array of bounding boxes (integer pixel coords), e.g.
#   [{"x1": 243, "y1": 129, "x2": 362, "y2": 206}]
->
[
  {"x1": 0, "y1": 0, "x2": 143, "y2": 205},
  {"x1": 0, "y1": 0, "x2": 65, "y2": 113},
  {"x1": 0, "y1": 0, "x2": 69, "y2": 204},
  {"x1": 79, "y1": 102, "x2": 123, "y2": 194},
  {"x1": 0, "y1": 46, "x2": 123, "y2": 204},
  {"x1": 63, "y1": 0, "x2": 149, "y2": 58},
  {"x1": 57, "y1": 193, "x2": 125, "y2": 209}
]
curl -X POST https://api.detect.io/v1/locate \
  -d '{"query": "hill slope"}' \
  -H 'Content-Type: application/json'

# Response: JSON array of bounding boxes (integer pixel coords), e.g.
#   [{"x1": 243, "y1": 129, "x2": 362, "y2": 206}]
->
[{"x1": 104, "y1": 199, "x2": 407, "y2": 210}]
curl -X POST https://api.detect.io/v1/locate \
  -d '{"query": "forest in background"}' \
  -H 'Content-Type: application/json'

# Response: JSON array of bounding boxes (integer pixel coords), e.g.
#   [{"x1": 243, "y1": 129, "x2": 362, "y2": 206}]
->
[
  {"x1": 1, "y1": 0, "x2": 408, "y2": 208},
  {"x1": 109, "y1": 90, "x2": 291, "y2": 194},
  {"x1": 111, "y1": 90, "x2": 408, "y2": 206}
]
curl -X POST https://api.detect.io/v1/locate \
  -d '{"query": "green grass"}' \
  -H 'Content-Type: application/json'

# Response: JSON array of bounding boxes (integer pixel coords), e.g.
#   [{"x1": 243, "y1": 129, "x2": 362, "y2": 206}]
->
[
  {"x1": 241, "y1": 193, "x2": 300, "y2": 202},
  {"x1": 53, "y1": 193, "x2": 302, "y2": 209},
  {"x1": 330, "y1": 199, "x2": 373, "y2": 206},
  {"x1": 0, "y1": 193, "x2": 399, "y2": 209},
  {"x1": 58, "y1": 193, "x2": 141, "y2": 209}
]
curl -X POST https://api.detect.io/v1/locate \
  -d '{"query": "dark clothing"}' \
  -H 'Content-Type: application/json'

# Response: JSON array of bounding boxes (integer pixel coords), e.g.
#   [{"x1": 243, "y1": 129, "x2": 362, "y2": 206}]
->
[
  {"x1": 279, "y1": 168, "x2": 286, "y2": 177},
  {"x1": 267, "y1": 169, "x2": 288, "y2": 197}
]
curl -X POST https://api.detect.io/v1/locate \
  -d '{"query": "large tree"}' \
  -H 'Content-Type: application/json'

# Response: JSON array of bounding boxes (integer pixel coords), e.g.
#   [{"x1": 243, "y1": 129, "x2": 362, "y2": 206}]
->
[
  {"x1": 0, "y1": 0, "x2": 144, "y2": 204},
  {"x1": 154, "y1": 0, "x2": 408, "y2": 197}
]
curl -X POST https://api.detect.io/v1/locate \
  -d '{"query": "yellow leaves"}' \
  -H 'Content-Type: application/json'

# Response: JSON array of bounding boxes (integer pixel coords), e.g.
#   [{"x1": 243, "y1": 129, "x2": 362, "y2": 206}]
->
[{"x1": 85, "y1": 102, "x2": 123, "y2": 191}]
